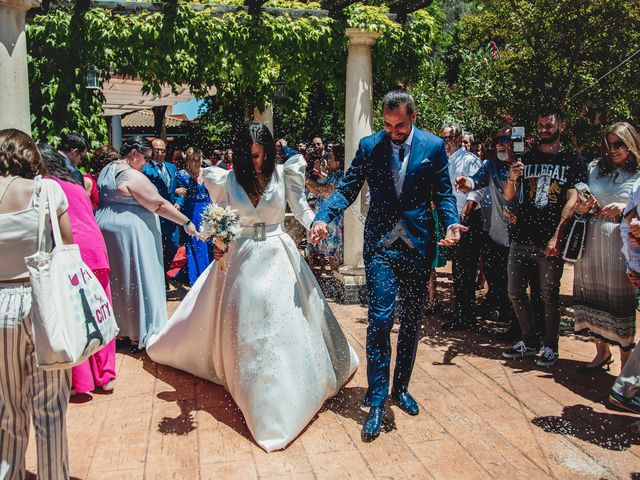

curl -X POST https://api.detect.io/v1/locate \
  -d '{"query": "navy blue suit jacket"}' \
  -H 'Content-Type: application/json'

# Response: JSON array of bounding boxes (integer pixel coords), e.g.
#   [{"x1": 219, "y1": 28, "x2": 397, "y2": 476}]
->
[
  {"x1": 315, "y1": 127, "x2": 459, "y2": 259},
  {"x1": 143, "y1": 160, "x2": 179, "y2": 236}
]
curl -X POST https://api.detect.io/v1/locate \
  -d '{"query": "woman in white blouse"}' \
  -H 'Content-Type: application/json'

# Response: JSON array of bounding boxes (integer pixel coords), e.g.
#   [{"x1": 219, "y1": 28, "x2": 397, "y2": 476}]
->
[{"x1": 0, "y1": 129, "x2": 74, "y2": 479}]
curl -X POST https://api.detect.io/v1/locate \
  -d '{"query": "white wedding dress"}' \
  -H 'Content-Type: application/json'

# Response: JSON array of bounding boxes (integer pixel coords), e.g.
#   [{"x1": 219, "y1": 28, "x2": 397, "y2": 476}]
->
[{"x1": 146, "y1": 155, "x2": 359, "y2": 452}]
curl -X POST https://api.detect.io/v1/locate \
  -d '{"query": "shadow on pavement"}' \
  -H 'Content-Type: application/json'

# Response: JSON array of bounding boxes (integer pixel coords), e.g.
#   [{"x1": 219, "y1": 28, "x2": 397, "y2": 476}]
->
[
  {"x1": 140, "y1": 354, "x2": 255, "y2": 444},
  {"x1": 532, "y1": 404, "x2": 640, "y2": 450}
]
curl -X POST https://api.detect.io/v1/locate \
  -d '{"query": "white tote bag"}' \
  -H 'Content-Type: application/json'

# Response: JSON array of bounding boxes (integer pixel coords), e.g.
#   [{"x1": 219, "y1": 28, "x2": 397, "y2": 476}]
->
[{"x1": 24, "y1": 177, "x2": 119, "y2": 370}]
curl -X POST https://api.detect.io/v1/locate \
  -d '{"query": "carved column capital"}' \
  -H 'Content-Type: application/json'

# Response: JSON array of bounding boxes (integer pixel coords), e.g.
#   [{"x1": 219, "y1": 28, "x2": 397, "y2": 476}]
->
[
  {"x1": 0, "y1": 0, "x2": 41, "y2": 10},
  {"x1": 345, "y1": 28, "x2": 381, "y2": 47}
]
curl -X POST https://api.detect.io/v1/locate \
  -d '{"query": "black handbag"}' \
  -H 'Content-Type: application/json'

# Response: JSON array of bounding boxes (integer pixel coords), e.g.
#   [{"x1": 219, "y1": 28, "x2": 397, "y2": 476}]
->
[{"x1": 562, "y1": 214, "x2": 588, "y2": 262}]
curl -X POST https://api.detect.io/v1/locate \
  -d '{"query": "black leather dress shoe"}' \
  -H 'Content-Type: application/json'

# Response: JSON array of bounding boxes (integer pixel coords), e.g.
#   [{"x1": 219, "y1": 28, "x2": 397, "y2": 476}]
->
[
  {"x1": 361, "y1": 407, "x2": 383, "y2": 441},
  {"x1": 392, "y1": 391, "x2": 419, "y2": 415}
]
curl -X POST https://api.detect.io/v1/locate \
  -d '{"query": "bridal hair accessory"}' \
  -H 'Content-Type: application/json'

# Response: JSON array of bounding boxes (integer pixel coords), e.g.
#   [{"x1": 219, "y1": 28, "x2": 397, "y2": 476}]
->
[{"x1": 198, "y1": 203, "x2": 242, "y2": 272}]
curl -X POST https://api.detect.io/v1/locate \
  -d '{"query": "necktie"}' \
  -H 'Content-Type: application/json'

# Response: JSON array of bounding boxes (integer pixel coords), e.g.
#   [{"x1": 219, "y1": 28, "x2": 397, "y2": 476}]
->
[
  {"x1": 398, "y1": 145, "x2": 405, "y2": 168},
  {"x1": 159, "y1": 163, "x2": 170, "y2": 187}
]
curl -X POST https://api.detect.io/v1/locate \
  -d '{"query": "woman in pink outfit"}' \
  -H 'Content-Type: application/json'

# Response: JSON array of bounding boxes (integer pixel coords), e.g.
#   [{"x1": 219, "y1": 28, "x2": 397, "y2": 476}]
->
[{"x1": 40, "y1": 143, "x2": 116, "y2": 394}]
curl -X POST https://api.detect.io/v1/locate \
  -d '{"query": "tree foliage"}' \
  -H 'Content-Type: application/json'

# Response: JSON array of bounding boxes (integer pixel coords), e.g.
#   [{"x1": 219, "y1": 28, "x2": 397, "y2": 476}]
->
[
  {"x1": 27, "y1": 1, "x2": 439, "y2": 147},
  {"x1": 449, "y1": 0, "x2": 640, "y2": 149}
]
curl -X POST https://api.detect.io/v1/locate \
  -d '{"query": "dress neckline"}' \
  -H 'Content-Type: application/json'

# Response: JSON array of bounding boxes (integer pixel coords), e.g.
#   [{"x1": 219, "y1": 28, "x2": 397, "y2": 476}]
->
[{"x1": 235, "y1": 170, "x2": 276, "y2": 210}]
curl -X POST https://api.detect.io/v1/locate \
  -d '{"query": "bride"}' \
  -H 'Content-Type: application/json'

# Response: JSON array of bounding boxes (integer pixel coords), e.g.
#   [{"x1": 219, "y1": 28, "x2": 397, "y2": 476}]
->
[{"x1": 147, "y1": 123, "x2": 359, "y2": 452}]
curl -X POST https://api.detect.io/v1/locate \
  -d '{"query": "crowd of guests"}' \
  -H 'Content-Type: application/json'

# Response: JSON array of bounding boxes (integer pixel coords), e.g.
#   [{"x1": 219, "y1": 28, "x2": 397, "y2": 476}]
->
[
  {"x1": 447, "y1": 112, "x2": 640, "y2": 416},
  {"x1": 1, "y1": 109, "x2": 640, "y2": 475}
]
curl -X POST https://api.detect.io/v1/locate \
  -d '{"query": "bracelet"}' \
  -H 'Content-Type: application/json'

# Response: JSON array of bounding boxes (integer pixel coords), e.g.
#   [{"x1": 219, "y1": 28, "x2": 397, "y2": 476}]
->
[
  {"x1": 507, "y1": 176, "x2": 518, "y2": 183},
  {"x1": 182, "y1": 220, "x2": 192, "y2": 228}
]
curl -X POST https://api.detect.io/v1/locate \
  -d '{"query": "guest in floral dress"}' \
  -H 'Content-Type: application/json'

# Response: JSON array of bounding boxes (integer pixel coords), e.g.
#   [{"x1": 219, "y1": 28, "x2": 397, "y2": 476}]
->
[
  {"x1": 307, "y1": 144, "x2": 344, "y2": 272},
  {"x1": 574, "y1": 122, "x2": 640, "y2": 371},
  {"x1": 175, "y1": 147, "x2": 214, "y2": 285}
]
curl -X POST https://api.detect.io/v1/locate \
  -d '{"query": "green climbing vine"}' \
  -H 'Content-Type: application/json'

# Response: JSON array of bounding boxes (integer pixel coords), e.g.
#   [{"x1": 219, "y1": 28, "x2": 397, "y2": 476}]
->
[{"x1": 27, "y1": 1, "x2": 440, "y2": 147}]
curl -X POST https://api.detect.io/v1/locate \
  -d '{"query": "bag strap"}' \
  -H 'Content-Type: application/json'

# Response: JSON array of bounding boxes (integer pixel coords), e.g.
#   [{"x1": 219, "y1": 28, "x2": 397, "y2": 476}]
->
[
  {"x1": 34, "y1": 176, "x2": 48, "y2": 252},
  {"x1": 34, "y1": 178, "x2": 64, "y2": 252},
  {"x1": 44, "y1": 180, "x2": 64, "y2": 248}
]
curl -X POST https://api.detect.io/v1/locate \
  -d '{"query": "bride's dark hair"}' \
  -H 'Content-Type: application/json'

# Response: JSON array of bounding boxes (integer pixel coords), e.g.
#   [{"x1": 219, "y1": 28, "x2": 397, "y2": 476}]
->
[{"x1": 233, "y1": 123, "x2": 276, "y2": 198}]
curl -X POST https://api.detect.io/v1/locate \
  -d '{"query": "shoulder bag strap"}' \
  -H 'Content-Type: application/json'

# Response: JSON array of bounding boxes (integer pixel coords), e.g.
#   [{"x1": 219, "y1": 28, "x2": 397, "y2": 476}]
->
[
  {"x1": 44, "y1": 180, "x2": 65, "y2": 248},
  {"x1": 33, "y1": 176, "x2": 49, "y2": 252}
]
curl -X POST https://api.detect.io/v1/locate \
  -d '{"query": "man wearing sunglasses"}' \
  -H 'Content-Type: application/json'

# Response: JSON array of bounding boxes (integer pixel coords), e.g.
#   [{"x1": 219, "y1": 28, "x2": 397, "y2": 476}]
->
[
  {"x1": 439, "y1": 123, "x2": 484, "y2": 331},
  {"x1": 58, "y1": 131, "x2": 88, "y2": 185},
  {"x1": 501, "y1": 108, "x2": 587, "y2": 367},
  {"x1": 455, "y1": 127, "x2": 519, "y2": 338},
  {"x1": 142, "y1": 138, "x2": 180, "y2": 286}
]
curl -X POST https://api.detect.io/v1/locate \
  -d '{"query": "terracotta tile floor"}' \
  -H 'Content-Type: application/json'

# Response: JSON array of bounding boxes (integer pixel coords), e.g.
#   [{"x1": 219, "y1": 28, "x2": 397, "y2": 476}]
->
[{"x1": 26, "y1": 264, "x2": 640, "y2": 479}]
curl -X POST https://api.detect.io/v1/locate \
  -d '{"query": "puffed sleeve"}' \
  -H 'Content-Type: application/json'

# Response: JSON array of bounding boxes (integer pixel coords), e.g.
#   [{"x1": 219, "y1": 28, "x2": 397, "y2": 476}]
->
[
  {"x1": 283, "y1": 154, "x2": 315, "y2": 229},
  {"x1": 202, "y1": 167, "x2": 230, "y2": 207},
  {"x1": 42, "y1": 178, "x2": 69, "y2": 216}
]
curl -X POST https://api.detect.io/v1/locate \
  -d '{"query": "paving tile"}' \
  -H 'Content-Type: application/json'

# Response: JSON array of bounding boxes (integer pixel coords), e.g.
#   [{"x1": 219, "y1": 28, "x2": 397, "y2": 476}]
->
[
  {"x1": 86, "y1": 468, "x2": 145, "y2": 479},
  {"x1": 299, "y1": 410, "x2": 355, "y2": 455},
  {"x1": 199, "y1": 460, "x2": 258, "y2": 479},
  {"x1": 196, "y1": 408, "x2": 255, "y2": 464},
  {"x1": 252, "y1": 441, "x2": 313, "y2": 477},
  {"x1": 308, "y1": 450, "x2": 372, "y2": 478},
  {"x1": 144, "y1": 400, "x2": 199, "y2": 477},
  {"x1": 410, "y1": 438, "x2": 492, "y2": 480}
]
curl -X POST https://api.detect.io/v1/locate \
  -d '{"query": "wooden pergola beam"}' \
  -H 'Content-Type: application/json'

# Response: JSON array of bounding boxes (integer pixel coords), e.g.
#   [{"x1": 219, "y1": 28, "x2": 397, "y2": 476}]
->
[
  {"x1": 38, "y1": 0, "x2": 330, "y2": 18},
  {"x1": 34, "y1": 1, "x2": 418, "y2": 22},
  {"x1": 389, "y1": 0, "x2": 433, "y2": 15},
  {"x1": 321, "y1": 0, "x2": 359, "y2": 12},
  {"x1": 244, "y1": 0, "x2": 267, "y2": 15}
]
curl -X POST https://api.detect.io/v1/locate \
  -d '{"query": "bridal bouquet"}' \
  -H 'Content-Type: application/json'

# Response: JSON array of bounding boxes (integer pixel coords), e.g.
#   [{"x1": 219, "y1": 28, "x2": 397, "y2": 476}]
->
[{"x1": 198, "y1": 203, "x2": 242, "y2": 272}]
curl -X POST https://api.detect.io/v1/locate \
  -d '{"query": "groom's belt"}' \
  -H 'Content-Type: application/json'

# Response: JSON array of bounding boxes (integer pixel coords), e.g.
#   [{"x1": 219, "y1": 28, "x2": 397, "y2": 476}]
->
[{"x1": 239, "y1": 222, "x2": 285, "y2": 240}]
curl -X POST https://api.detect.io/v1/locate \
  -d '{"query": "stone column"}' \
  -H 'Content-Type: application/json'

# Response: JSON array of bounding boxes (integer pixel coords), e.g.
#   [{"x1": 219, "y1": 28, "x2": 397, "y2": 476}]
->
[
  {"x1": 253, "y1": 103, "x2": 274, "y2": 136},
  {"x1": 111, "y1": 115, "x2": 122, "y2": 149},
  {"x1": 0, "y1": 0, "x2": 40, "y2": 133},
  {"x1": 335, "y1": 28, "x2": 380, "y2": 304}
]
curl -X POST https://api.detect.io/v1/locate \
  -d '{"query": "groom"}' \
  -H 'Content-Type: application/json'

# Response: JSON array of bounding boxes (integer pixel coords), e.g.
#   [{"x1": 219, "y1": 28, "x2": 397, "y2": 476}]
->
[{"x1": 310, "y1": 89, "x2": 466, "y2": 441}]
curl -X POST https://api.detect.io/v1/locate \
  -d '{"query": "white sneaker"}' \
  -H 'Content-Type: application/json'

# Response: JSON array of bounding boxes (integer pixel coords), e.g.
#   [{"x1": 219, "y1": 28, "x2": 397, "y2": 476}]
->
[
  {"x1": 502, "y1": 340, "x2": 538, "y2": 359},
  {"x1": 101, "y1": 380, "x2": 115, "y2": 392},
  {"x1": 536, "y1": 347, "x2": 558, "y2": 367}
]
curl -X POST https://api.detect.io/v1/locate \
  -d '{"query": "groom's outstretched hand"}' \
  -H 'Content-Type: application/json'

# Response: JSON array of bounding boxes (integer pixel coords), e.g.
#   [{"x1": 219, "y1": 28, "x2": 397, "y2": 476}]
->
[
  {"x1": 309, "y1": 221, "x2": 328, "y2": 245},
  {"x1": 438, "y1": 223, "x2": 469, "y2": 246}
]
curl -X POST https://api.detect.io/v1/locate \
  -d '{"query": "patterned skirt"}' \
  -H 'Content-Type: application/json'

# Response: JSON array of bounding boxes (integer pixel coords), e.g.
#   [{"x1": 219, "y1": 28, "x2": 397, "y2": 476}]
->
[{"x1": 574, "y1": 218, "x2": 637, "y2": 349}]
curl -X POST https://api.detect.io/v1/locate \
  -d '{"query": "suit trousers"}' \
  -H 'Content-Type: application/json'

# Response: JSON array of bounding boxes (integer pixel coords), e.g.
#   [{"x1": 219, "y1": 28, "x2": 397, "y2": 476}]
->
[
  {"x1": 0, "y1": 284, "x2": 71, "y2": 480},
  {"x1": 452, "y1": 209, "x2": 483, "y2": 324},
  {"x1": 363, "y1": 240, "x2": 432, "y2": 408}
]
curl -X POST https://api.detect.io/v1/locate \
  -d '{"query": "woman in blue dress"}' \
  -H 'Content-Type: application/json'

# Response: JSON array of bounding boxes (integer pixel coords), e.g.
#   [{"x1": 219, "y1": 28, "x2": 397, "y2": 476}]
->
[
  {"x1": 96, "y1": 137, "x2": 197, "y2": 350},
  {"x1": 175, "y1": 147, "x2": 214, "y2": 285},
  {"x1": 307, "y1": 144, "x2": 345, "y2": 272}
]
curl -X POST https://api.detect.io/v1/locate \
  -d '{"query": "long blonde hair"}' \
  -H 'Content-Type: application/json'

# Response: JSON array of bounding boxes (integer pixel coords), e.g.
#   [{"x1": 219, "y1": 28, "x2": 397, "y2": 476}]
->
[{"x1": 599, "y1": 122, "x2": 640, "y2": 174}]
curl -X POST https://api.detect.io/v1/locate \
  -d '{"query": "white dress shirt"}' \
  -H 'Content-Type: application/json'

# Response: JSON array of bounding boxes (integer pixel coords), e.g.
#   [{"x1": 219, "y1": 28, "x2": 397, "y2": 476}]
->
[
  {"x1": 384, "y1": 128, "x2": 415, "y2": 248},
  {"x1": 447, "y1": 147, "x2": 484, "y2": 214}
]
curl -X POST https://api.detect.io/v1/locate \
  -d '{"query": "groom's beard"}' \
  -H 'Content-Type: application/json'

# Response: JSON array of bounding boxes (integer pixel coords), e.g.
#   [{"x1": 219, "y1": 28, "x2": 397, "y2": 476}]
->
[{"x1": 390, "y1": 133, "x2": 410, "y2": 145}]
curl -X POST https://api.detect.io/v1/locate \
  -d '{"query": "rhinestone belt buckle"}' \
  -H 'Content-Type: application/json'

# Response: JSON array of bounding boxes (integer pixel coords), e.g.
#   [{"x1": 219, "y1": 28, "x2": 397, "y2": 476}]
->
[{"x1": 253, "y1": 223, "x2": 266, "y2": 242}]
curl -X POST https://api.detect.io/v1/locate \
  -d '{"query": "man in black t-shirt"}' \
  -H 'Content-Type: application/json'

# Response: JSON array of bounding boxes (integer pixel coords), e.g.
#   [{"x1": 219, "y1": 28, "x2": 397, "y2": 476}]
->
[{"x1": 501, "y1": 109, "x2": 587, "y2": 367}]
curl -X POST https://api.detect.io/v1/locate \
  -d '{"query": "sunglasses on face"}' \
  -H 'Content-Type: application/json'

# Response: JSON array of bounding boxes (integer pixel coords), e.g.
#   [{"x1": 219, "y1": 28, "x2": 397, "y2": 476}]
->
[
  {"x1": 153, "y1": 148, "x2": 166, "y2": 153},
  {"x1": 439, "y1": 135, "x2": 454, "y2": 142},
  {"x1": 494, "y1": 135, "x2": 511, "y2": 145},
  {"x1": 608, "y1": 140, "x2": 627, "y2": 150}
]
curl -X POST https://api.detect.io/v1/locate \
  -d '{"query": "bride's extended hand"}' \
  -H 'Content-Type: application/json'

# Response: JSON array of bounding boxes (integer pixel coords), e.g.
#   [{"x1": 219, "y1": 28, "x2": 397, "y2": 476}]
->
[{"x1": 213, "y1": 246, "x2": 227, "y2": 261}]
